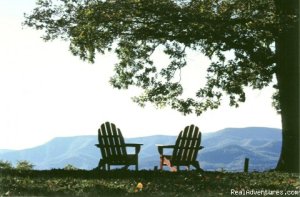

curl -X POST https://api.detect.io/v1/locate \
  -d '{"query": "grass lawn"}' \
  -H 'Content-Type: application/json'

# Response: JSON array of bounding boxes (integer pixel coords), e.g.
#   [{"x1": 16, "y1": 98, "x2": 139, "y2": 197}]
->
[{"x1": 0, "y1": 169, "x2": 299, "y2": 196}]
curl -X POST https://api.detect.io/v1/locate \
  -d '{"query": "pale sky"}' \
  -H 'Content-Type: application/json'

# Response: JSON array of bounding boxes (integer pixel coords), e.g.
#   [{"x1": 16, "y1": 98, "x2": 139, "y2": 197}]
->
[{"x1": 0, "y1": 0, "x2": 281, "y2": 150}]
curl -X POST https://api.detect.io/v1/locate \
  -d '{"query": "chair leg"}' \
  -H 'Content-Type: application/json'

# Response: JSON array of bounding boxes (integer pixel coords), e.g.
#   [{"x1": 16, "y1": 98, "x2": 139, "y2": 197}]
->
[
  {"x1": 98, "y1": 159, "x2": 106, "y2": 170},
  {"x1": 192, "y1": 162, "x2": 204, "y2": 172},
  {"x1": 159, "y1": 155, "x2": 163, "y2": 170},
  {"x1": 97, "y1": 159, "x2": 101, "y2": 169},
  {"x1": 136, "y1": 159, "x2": 139, "y2": 171}
]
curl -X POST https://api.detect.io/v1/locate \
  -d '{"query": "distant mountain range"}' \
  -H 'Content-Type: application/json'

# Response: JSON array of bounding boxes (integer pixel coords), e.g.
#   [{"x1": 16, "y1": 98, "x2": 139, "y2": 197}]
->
[{"x1": 0, "y1": 127, "x2": 282, "y2": 172}]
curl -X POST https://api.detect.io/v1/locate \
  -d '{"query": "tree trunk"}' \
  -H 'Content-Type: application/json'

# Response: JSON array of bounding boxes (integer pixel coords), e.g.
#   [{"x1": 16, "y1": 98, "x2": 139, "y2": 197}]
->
[{"x1": 275, "y1": 0, "x2": 299, "y2": 173}]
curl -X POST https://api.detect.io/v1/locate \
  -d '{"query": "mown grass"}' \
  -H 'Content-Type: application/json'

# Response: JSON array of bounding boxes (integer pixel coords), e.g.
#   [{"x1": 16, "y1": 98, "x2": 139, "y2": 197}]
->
[{"x1": 0, "y1": 169, "x2": 299, "y2": 196}]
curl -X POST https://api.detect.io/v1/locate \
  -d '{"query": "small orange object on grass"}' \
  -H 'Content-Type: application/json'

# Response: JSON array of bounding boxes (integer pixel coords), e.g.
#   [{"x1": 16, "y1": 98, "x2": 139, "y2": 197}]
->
[{"x1": 135, "y1": 182, "x2": 143, "y2": 192}]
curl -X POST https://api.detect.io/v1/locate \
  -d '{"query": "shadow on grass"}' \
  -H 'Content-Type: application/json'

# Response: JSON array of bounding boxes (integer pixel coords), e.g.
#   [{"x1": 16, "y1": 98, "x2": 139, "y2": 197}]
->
[{"x1": 0, "y1": 168, "x2": 206, "y2": 179}]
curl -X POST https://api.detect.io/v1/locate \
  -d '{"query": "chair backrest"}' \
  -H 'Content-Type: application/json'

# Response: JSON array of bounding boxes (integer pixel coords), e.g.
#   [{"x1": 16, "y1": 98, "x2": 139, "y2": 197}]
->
[
  {"x1": 98, "y1": 122, "x2": 127, "y2": 159},
  {"x1": 172, "y1": 125, "x2": 201, "y2": 164}
]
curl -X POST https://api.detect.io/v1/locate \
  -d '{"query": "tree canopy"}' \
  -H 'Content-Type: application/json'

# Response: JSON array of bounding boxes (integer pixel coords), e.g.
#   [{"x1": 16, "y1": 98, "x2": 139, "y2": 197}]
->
[{"x1": 24, "y1": 0, "x2": 288, "y2": 115}]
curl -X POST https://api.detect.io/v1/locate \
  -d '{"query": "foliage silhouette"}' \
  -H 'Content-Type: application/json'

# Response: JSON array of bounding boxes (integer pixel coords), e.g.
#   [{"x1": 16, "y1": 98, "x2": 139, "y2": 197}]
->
[
  {"x1": 16, "y1": 160, "x2": 34, "y2": 170},
  {"x1": 0, "y1": 160, "x2": 13, "y2": 170}
]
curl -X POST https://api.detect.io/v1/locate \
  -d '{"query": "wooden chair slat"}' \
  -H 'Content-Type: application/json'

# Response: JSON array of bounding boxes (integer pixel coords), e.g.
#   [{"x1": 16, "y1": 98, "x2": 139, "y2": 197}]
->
[
  {"x1": 186, "y1": 125, "x2": 200, "y2": 162},
  {"x1": 111, "y1": 126, "x2": 123, "y2": 156},
  {"x1": 102, "y1": 122, "x2": 112, "y2": 157}
]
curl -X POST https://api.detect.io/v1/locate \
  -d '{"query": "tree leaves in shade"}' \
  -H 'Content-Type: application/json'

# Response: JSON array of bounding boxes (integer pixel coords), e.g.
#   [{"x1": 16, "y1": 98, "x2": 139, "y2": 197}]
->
[{"x1": 23, "y1": 0, "x2": 283, "y2": 115}]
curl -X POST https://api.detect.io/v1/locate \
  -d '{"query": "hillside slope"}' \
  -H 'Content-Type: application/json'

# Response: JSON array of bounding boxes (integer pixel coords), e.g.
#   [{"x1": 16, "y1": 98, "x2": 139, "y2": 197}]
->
[{"x1": 0, "y1": 127, "x2": 281, "y2": 171}]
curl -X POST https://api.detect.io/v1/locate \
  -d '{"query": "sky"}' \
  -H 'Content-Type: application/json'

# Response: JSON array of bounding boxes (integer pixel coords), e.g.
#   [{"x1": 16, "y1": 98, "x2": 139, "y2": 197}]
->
[{"x1": 0, "y1": 0, "x2": 281, "y2": 150}]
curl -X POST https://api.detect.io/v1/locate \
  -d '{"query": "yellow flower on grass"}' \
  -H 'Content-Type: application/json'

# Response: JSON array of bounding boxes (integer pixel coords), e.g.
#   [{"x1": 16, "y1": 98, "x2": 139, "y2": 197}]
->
[
  {"x1": 137, "y1": 182, "x2": 143, "y2": 189},
  {"x1": 135, "y1": 182, "x2": 143, "y2": 192}
]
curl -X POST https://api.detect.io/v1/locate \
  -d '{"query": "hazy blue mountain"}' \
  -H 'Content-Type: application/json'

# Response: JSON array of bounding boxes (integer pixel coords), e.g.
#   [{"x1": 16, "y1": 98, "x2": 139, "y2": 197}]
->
[
  {"x1": 199, "y1": 127, "x2": 281, "y2": 171},
  {"x1": 0, "y1": 127, "x2": 281, "y2": 172},
  {"x1": 0, "y1": 136, "x2": 100, "y2": 169},
  {"x1": 202, "y1": 127, "x2": 281, "y2": 148},
  {"x1": 0, "y1": 150, "x2": 13, "y2": 154}
]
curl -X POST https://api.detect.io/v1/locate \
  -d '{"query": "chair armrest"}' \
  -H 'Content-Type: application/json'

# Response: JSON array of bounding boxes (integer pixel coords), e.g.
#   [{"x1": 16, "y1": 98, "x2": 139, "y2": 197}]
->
[
  {"x1": 156, "y1": 144, "x2": 175, "y2": 155},
  {"x1": 125, "y1": 143, "x2": 143, "y2": 154},
  {"x1": 95, "y1": 144, "x2": 102, "y2": 148},
  {"x1": 95, "y1": 143, "x2": 143, "y2": 154}
]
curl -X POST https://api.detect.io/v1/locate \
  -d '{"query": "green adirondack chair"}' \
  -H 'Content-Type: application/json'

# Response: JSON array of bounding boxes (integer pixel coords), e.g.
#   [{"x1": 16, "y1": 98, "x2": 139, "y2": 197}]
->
[
  {"x1": 95, "y1": 122, "x2": 142, "y2": 170},
  {"x1": 157, "y1": 124, "x2": 204, "y2": 171}
]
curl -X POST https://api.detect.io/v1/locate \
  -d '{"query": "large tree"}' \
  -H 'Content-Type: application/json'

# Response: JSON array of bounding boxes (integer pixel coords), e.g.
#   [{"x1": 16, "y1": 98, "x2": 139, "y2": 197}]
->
[{"x1": 24, "y1": 0, "x2": 299, "y2": 172}]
